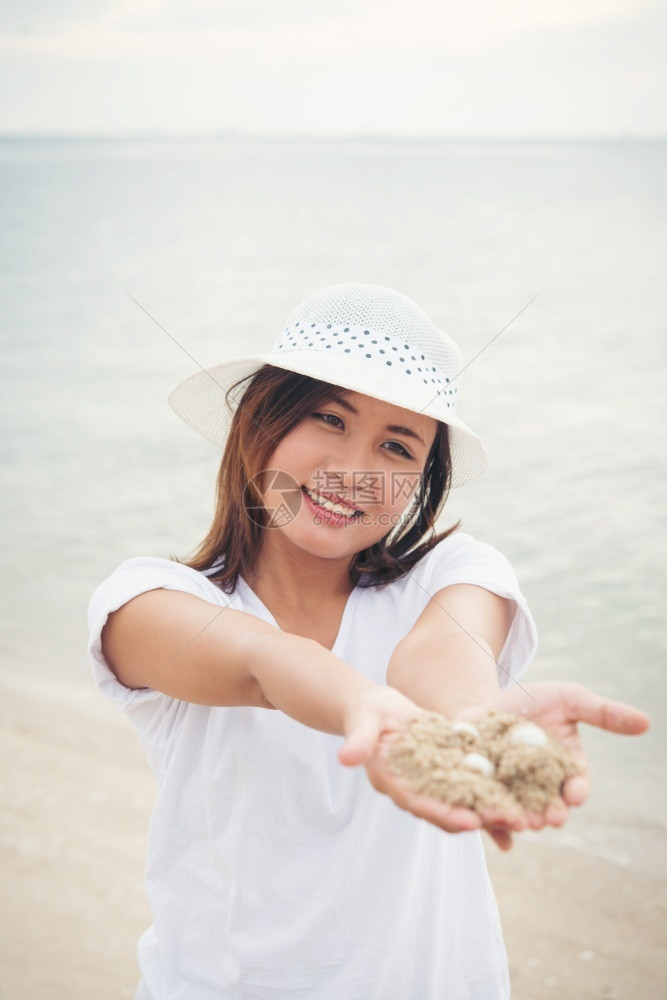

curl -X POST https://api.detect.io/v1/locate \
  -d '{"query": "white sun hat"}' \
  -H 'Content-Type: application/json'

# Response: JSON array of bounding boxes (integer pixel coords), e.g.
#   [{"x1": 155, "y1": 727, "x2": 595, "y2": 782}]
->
[{"x1": 168, "y1": 283, "x2": 488, "y2": 488}]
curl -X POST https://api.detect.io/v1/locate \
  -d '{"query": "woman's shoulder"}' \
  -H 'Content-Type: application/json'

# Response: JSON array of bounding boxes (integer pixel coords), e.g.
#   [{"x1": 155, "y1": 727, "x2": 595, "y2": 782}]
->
[
  {"x1": 89, "y1": 556, "x2": 228, "y2": 616},
  {"x1": 416, "y1": 530, "x2": 509, "y2": 564},
  {"x1": 100, "y1": 555, "x2": 213, "y2": 584},
  {"x1": 404, "y1": 531, "x2": 520, "y2": 588}
]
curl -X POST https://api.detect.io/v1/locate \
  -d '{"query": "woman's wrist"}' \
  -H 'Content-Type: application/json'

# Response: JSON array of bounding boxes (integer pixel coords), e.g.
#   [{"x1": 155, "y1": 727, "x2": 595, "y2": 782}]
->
[{"x1": 338, "y1": 684, "x2": 423, "y2": 767}]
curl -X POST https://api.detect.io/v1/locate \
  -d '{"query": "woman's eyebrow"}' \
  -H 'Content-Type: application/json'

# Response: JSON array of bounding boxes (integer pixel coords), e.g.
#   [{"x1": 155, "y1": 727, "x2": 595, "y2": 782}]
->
[
  {"x1": 325, "y1": 393, "x2": 425, "y2": 446},
  {"x1": 386, "y1": 424, "x2": 424, "y2": 445}
]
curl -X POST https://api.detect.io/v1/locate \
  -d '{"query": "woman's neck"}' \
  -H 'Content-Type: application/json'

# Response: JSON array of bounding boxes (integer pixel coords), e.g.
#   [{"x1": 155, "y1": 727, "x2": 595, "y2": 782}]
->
[{"x1": 243, "y1": 542, "x2": 355, "y2": 617}]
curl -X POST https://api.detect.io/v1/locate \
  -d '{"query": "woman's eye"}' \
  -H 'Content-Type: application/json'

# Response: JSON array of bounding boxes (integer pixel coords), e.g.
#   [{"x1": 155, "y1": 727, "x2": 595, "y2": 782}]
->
[
  {"x1": 312, "y1": 414, "x2": 412, "y2": 458},
  {"x1": 383, "y1": 441, "x2": 412, "y2": 458},
  {"x1": 313, "y1": 412, "x2": 343, "y2": 428}
]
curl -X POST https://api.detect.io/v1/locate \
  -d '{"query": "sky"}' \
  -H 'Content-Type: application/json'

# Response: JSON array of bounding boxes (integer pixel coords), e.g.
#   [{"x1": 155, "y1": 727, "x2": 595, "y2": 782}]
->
[{"x1": 0, "y1": 0, "x2": 665, "y2": 138}]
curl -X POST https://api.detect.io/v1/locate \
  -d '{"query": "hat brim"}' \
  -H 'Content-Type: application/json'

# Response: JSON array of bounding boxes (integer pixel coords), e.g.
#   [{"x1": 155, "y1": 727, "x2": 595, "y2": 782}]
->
[{"x1": 168, "y1": 352, "x2": 488, "y2": 488}]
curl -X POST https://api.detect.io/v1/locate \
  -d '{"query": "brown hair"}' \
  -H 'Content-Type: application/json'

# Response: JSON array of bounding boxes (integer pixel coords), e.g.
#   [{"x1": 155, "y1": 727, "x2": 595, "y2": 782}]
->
[{"x1": 181, "y1": 365, "x2": 459, "y2": 592}]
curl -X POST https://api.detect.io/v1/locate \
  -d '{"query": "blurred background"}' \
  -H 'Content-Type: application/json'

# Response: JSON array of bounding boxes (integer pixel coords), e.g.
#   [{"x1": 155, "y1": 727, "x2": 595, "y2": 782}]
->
[{"x1": 1, "y1": 0, "x2": 665, "y2": 948}]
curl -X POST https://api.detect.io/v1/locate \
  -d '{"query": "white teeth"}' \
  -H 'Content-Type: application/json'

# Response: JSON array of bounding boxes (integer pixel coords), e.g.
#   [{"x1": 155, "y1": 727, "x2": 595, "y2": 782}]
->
[{"x1": 304, "y1": 487, "x2": 358, "y2": 518}]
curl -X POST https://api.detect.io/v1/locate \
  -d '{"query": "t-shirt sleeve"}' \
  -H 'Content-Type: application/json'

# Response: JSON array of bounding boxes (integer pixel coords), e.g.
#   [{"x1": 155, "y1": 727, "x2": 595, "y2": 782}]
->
[
  {"x1": 418, "y1": 533, "x2": 538, "y2": 689},
  {"x1": 87, "y1": 557, "x2": 222, "y2": 742}
]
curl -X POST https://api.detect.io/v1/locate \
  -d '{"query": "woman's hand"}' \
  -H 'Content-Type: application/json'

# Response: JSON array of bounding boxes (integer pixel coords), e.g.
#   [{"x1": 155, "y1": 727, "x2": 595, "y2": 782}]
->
[
  {"x1": 338, "y1": 682, "x2": 650, "y2": 851},
  {"x1": 338, "y1": 686, "x2": 490, "y2": 838},
  {"x1": 460, "y1": 681, "x2": 651, "y2": 848}
]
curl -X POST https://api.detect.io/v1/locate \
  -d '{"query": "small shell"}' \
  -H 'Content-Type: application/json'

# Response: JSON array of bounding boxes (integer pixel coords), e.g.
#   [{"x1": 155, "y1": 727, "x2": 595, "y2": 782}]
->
[
  {"x1": 462, "y1": 752, "x2": 495, "y2": 777},
  {"x1": 508, "y1": 722, "x2": 549, "y2": 748},
  {"x1": 452, "y1": 721, "x2": 480, "y2": 738}
]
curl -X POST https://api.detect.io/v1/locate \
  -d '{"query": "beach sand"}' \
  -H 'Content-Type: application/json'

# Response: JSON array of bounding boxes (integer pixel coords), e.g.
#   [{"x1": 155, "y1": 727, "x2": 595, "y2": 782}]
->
[{"x1": 1, "y1": 682, "x2": 664, "y2": 1000}]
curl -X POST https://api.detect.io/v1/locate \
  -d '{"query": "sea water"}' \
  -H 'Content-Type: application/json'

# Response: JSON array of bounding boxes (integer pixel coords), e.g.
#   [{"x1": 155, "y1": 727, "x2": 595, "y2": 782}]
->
[{"x1": 1, "y1": 136, "x2": 665, "y2": 873}]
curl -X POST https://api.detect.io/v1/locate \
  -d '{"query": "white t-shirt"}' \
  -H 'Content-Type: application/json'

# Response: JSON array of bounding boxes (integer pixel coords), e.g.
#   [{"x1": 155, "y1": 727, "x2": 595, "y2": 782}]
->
[{"x1": 88, "y1": 532, "x2": 537, "y2": 1000}]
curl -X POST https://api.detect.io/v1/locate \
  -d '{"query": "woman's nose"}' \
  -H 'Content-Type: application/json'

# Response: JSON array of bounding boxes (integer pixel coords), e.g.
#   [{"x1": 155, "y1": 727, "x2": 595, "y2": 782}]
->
[
  {"x1": 314, "y1": 449, "x2": 386, "y2": 504},
  {"x1": 317, "y1": 468, "x2": 385, "y2": 502}
]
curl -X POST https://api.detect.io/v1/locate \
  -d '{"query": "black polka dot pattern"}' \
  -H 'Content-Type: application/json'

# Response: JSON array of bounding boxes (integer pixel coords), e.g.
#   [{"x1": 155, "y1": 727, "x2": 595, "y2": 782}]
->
[{"x1": 272, "y1": 322, "x2": 457, "y2": 407}]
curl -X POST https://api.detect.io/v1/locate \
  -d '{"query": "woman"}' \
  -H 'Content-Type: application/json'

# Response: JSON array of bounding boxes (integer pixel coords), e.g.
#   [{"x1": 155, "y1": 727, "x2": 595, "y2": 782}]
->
[{"x1": 89, "y1": 283, "x2": 648, "y2": 999}]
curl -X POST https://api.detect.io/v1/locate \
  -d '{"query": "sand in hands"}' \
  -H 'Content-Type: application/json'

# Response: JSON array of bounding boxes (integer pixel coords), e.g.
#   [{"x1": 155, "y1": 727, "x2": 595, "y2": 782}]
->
[{"x1": 386, "y1": 713, "x2": 583, "y2": 815}]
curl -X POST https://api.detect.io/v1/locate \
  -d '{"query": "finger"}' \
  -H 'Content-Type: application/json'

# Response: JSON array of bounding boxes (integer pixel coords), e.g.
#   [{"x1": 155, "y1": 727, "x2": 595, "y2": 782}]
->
[
  {"x1": 404, "y1": 792, "x2": 482, "y2": 833},
  {"x1": 562, "y1": 772, "x2": 590, "y2": 806},
  {"x1": 543, "y1": 799, "x2": 569, "y2": 826},
  {"x1": 566, "y1": 688, "x2": 651, "y2": 735},
  {"x1": 477, "y1": 806, "x2": 526, "y2": 833},
  {"x1": 486, "y1": 827, "x2": 514, "y2": 851},
  {"x1": 338, "y1": 712, "x2": 381, "y2": 767},
  {"x1": 524, "y1": 809, "x2": 547, "y2": 830}
]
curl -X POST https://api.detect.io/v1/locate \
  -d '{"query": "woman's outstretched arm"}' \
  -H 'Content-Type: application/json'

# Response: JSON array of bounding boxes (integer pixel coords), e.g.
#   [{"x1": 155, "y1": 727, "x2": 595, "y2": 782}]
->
[
  {"x1": 385, "y1": 583, "x2": 650, "y2": 847},
  {"x1": 102, "y1": 588, "x2": 485, "y2": 834},
  {"x1": 386, "y1": 583, "x2": 511, "y2": 717},
  {"x1": 103, "y1": 588, "x2": 377, "y2": 729}
]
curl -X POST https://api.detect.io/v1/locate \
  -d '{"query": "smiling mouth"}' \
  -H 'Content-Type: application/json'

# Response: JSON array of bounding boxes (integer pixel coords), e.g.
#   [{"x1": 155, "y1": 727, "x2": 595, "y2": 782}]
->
[{"x1": 301, "y1": 486, "x2": 363, "y2": 519}]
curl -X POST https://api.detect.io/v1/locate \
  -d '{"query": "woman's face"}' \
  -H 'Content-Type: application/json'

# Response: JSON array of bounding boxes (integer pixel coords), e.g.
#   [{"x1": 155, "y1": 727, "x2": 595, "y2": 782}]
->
[{"x1": 257, "y1": 388, "x2": 438, "y2": 564}]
